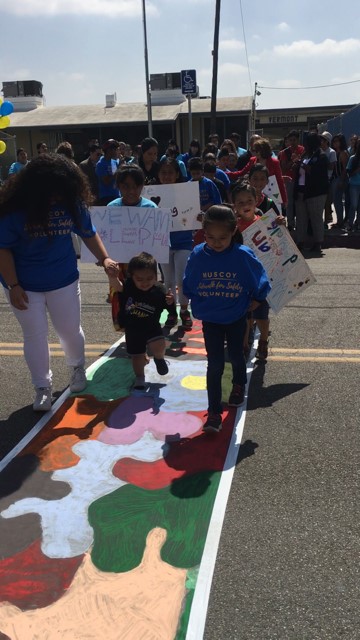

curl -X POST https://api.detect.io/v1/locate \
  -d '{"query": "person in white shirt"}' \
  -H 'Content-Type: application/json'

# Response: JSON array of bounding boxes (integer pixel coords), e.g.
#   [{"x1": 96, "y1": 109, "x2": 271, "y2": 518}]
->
[{"x1": 320, "y1": 131, "x2": 336, "y2": 228}]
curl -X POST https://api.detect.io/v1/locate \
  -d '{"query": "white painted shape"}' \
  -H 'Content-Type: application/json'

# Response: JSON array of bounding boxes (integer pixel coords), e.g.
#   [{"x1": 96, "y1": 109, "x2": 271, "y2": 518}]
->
[
  {"x1": 142, "y1": 359, "x2": 208, "y2": 412},
  {"x1": 1, "y1": 432, "x2": 165, "y2": 558}
]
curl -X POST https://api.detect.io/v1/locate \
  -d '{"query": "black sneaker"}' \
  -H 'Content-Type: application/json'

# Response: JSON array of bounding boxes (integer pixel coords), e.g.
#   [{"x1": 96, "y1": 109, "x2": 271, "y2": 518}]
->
[
  {"x1": 309, "y1": 243, "x2": 322, "y2": 252},
  {"x1": 255, "y1": 339, "x2": 268, "y2": 362},
  {"x1": 165, "y1": 314, "x2": 178, "y2": 327},
  {"x1": 180, "y1": 310, "x2": 193, "y2": 331},
  {"x1": 133, "y1": 376, "x2": 146, "y2": 390},
  {"x1": 228, "y1": 384, "x2": 245, "y2": 407},
  {"x1": 203, "y1": 413, "x2": 222, "y2": 433},
  {"x1": 154, "y1": 358, "x2": 169, "y2": 375}
]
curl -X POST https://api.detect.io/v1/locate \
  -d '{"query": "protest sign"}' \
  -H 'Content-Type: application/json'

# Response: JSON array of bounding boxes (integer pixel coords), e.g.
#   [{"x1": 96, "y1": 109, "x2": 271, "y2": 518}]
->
[
  {"x1": 142, "y1": 182, "x2": 201, "y2": 231},
  {"x1": 81, "y1": 206, "x2": 171, "y2": 263},
  {"x1": 263, "y1": 174, "x2": 283, "y2": 205},
  {"x1": 242, "y1": 210, "x2": 316, "y2": 313}
]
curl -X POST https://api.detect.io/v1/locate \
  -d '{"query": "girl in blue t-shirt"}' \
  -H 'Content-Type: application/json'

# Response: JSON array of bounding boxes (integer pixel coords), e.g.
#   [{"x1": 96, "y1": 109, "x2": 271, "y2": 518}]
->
[{"x1": 183, "y1": 205, "x2": 270, "y2": 433}]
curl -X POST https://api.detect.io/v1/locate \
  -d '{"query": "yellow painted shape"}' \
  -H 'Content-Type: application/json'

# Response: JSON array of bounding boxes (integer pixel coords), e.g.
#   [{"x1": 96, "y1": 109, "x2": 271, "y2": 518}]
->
[{"x1": 181, "y1": 375, "x2": 207, "y2": 390}]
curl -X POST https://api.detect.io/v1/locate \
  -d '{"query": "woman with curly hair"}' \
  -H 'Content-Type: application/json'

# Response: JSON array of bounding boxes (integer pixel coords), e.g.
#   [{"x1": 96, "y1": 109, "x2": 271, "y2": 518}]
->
[{"x1": 0, "y1": 154, "x2": 118, "y2": 411}]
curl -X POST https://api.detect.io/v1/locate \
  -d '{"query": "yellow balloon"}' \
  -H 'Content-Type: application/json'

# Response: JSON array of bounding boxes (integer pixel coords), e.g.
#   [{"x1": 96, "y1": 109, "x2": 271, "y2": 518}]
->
[
  {"x1": 0, "y1": 140, "x2": 6, "y2": 154},
  {"x1": 0, "y1": 116, "x2": 11, "y2": 129}
]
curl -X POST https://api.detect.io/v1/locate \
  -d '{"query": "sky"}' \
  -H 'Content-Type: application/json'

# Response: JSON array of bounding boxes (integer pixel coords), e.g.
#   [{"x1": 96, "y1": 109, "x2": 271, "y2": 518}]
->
[{"x1": 0, "y1": 0, "x2": 359, "y2": 111}]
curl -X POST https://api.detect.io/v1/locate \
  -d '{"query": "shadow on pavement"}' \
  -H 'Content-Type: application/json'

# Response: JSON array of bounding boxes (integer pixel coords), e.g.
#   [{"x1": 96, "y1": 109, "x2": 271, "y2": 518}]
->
[{"x1": 248, "y1": 363, "x2": 309, "y2": 409}]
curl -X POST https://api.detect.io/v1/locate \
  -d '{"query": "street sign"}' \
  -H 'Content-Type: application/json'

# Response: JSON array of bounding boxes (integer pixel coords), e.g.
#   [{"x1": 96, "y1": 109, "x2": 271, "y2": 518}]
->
[{"x1": 181, "y1": 69, "x2": 197, "y2": 95}]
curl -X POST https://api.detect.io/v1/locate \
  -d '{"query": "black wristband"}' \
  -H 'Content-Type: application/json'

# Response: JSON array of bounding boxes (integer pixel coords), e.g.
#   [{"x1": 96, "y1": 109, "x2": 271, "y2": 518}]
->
[
  {"x1": 8, "y1": 283, "x2": 20, "y2": 290},
  {"x1": 101, "y1": 256, "x2": 110, "y2": 266}
]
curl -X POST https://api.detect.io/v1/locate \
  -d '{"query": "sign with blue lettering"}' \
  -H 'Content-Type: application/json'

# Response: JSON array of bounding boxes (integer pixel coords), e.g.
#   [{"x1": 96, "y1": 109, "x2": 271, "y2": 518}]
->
[
  {"x1": 181, "y1": 69, "x2": 197, "y2": 95},
  {"x1": 81, "y1": 207, "x2": 171, "y2": 263}
]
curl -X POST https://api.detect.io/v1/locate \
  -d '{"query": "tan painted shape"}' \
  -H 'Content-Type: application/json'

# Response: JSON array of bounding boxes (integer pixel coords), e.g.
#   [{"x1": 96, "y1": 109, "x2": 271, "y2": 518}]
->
[{"x1": 0, "y1": 527, "x2": 187, "y2": 640}]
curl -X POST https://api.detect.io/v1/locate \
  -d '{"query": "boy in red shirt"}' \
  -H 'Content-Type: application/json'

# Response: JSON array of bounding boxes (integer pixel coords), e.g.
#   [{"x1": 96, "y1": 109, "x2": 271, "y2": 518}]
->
[{"x1": 232, "y1": 183, "x2": 269, "y2": 361}]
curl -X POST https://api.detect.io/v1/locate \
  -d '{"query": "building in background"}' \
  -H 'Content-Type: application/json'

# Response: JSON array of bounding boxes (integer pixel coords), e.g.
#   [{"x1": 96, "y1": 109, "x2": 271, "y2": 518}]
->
[{"x1": 0, "y1": 78, "x2": 357, "y2": 177}]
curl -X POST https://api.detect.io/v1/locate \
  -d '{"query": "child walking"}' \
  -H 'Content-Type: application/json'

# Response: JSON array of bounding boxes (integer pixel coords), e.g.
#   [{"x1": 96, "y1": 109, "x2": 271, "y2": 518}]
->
[
  {"x1": 156, "y1": 157, "x2": 193, "y2": 330},
  {"x1": 248, "y1": 163, "x2": 281, "y2": 215},
  {"x1": 231, "y1": 183, "x2": 283, "y2": 361},
  {"x1": 109, "y1": 252, "x2": 174, "y2": 389},
  {"x1": 183, "y1": 206, "x2": 270, "y2": 432}
]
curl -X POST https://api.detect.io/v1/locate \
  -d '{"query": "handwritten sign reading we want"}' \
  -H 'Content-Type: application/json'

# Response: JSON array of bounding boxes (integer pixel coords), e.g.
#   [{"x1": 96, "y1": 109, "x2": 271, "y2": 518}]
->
[
  {"x1": 80, "y1": 206, "x2": 172, "y2": 263},
  {"x1": 142, "y1": 182, "x2": 202, "y2": 231},
  {"x1": 242, "y1": 210, "x2": 316, "y2": 313}
]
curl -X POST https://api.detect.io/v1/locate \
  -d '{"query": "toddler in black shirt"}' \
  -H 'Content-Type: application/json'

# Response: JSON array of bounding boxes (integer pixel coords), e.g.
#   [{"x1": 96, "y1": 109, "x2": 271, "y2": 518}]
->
[{"x1": 109, "y1": 252, "x2": 174, "y2": 389}]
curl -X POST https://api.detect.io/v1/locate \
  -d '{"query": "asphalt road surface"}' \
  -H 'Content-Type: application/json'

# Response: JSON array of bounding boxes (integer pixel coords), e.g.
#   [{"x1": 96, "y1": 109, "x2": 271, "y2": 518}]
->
[{"x1": 0, "y1": 246, "x2": 359, "y2": 639}]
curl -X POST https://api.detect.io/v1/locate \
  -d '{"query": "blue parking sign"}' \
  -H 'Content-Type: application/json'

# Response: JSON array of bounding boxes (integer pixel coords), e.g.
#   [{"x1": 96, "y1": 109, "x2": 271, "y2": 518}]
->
[{"x1": 181, "y1": 69, "x2": 197, "y2": 95}]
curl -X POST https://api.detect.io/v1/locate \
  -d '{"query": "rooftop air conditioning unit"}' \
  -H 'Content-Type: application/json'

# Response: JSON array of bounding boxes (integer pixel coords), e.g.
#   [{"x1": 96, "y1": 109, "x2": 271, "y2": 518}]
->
[{"x1": 105, "y1": 93, "x2": 117, "y2": 108}]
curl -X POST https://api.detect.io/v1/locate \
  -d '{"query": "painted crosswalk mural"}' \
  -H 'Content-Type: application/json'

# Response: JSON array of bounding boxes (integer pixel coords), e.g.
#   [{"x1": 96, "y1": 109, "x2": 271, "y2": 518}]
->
[{"x1": 0, "y1": 319, "x2": 249, "y2": 640}]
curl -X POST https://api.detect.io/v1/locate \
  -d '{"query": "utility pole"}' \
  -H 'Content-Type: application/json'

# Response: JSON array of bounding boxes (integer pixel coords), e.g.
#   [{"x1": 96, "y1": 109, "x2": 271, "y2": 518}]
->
[
  {"x1": 210, "y1": 0, "x2": 221, "y2": 135},
  {"x1": 142, "y1": 0, "x2": 153, "y2": 137},
  {"x1": 252, "y1": 82, "x2": 261, "y2": 134}
]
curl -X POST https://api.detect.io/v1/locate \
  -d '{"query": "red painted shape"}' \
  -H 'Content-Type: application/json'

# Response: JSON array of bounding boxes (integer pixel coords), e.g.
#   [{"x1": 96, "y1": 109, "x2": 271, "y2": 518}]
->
[
  {"x1": 113, "y1": 409, "x2": 236, "y2": 489},
  {"x1": 0, "y1": 539, "x2": 83, "y2": 610}
]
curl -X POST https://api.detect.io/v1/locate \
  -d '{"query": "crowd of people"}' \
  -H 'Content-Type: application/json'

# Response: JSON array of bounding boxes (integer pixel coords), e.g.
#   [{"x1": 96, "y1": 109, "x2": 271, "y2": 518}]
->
[{"x1": 1, "y1": 128, "x2": 359, "y2": 431}]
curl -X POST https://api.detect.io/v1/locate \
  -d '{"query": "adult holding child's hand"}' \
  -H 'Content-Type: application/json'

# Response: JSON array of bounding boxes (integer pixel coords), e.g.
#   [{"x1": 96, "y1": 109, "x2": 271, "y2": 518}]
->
[{"x1": 0, "y1": 154, "x2": 116, "y2": 412}]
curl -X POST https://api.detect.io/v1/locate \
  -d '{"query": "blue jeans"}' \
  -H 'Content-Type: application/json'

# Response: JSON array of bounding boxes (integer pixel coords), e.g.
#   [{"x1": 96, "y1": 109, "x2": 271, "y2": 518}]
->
[
  {"x1": 202, "y1": 316, "x2": 247, "y2": 414},
  {"x1": 348, "y1": 184, "x2": 360, "y2": 226}
]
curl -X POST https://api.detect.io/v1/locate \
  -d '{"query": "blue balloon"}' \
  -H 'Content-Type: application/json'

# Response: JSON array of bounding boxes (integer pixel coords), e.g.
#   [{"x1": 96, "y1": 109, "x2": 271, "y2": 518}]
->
[{"x1": 0, "y1": 101, "x2": 14, "y2": 116}]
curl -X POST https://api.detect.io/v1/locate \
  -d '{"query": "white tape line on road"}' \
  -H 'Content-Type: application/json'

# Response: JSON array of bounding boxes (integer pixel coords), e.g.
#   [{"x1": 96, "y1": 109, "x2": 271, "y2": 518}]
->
[
  {"x1": 0, "y1": 337, "x2": 124, "y2": 474},
  {"x1": 185, "y1": 340, "x2": 258, "y2": 640}
]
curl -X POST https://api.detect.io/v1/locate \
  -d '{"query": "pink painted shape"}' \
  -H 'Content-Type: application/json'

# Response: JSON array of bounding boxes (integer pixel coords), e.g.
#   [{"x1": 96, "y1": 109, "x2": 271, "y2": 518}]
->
[{"x1": 98, "y1": 396, "x2": 202, "y2": 445}]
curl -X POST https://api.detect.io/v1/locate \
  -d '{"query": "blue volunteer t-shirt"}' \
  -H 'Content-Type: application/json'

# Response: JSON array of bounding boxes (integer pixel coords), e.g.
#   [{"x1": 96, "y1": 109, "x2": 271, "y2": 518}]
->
[
  {"x1": 192, "y1": 176, "x2": 221, "y2": 210},
  {"x1": 183, "y1": 242, "x2": 270, "y2": 323},
  {"x1": 169, "y1": 230, "x2": 193, "y2": 250},
  {"x1": 0, "y1": 204, "x2": 96, "y2": 292},
  {"x1": 95, "y1": 156, "x2": 119, "y2": 200},
  {"x1": 8, "y1": 162, "x2": 28, "y2": 175},
  {"x1": 215, "y1": 168, "x2": 230, "y2": 189}
]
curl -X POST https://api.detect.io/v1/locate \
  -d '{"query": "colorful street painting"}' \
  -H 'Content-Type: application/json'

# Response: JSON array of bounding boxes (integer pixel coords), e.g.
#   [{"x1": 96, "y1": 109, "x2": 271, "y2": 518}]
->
[{"x1": 0, "y1": 319, "x2": 249, "y2": 640}]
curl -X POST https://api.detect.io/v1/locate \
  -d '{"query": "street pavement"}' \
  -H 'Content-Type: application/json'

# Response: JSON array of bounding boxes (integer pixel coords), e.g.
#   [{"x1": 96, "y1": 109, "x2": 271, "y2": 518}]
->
[{"x1": 0, "y1": 245, "x2": 359, "y2": 639}]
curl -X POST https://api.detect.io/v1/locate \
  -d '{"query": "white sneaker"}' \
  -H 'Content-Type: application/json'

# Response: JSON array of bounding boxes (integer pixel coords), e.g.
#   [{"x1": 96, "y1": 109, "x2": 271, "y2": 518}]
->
[
  {"x1": 70, "y1": 366, "x2": 87, "y2": 393},
  {"x1": 33, "y1": 387, "x2": 52, "y2": 412}
]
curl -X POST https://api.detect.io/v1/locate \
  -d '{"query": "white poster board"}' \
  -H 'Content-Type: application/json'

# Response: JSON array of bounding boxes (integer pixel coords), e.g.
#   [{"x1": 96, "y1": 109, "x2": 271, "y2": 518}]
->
[
  {"x1": 142, "y1": 182, "x2": 201, "y2": 231},
  {"x1": 242, "y1": 210, "x2": 316, "y2": 313},
  {"x1": 263, "y1": 174, "x2": 283, "y2": 206},
  {"x1": 81, "y1": 206, "x2": 171, "y2": 263}
]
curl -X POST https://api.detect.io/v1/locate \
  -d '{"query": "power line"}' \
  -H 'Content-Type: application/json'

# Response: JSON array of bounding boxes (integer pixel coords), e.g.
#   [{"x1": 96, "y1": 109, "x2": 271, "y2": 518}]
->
[
  {"x1": 258, "y1": 78, "x2": 360, "y2": 90},
  {"x1": 239, "y1": 0, "x2": 252, "y2": 93}
]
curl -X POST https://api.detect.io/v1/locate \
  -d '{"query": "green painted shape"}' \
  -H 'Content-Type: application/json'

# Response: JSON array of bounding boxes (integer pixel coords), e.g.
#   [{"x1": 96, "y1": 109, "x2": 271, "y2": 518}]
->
[
  {"x1": 176, "y1": 586, "x2": 195, "y2": 640},
  {"x1": 221, "y1": 361, "x2": 233, "y2": 403},
  {"x1": 73, "y1": 356, "x2": 134, "y2": 402},
  {"x1": 88, "y1": 470, "x2": 221, "y2": 573},
  {"x1": 185, "y1": 566, "x2": 199, "y2": 589}
]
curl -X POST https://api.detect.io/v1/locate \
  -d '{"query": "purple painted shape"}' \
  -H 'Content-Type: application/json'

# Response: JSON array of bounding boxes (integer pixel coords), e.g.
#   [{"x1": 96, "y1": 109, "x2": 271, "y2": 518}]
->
[{"x1": 98, "y1": 396, "x2": 202, "y2": 445}]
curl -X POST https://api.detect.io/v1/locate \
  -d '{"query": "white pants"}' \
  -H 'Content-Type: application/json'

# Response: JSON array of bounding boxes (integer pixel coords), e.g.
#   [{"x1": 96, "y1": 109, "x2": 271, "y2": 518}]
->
[
  {"x1": 161, "y1": 249, "x2": 191, "y2": 306},
  {"x1": 6, "y1": 280, "x2": 85, "y2": 388}
]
